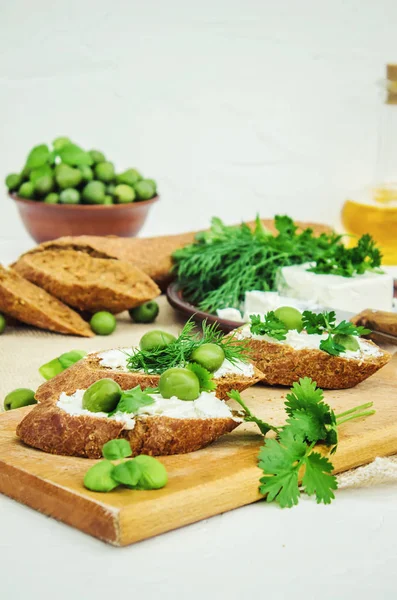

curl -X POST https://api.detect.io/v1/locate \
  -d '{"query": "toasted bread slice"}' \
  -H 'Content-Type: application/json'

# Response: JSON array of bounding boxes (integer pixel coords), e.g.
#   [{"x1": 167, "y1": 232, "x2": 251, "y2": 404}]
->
[
  {"x1": 0, "y1": 265, "x2": 93, "y2": 337},
  {"x1": 244, "y1": 337, "x2": 391, "y2": 389},
  {"x1": 13, "y1": 250, "x2": 160, "y2": 314},
  {"x1": 34, "y1": 350, "x2": 264, "y2": 404},
  {"x1": 16, "y1": 401, "x2": 240, "y2": 458},
  {"x1": 17, "y1": 221, "x2": 332, "y2": 290}
]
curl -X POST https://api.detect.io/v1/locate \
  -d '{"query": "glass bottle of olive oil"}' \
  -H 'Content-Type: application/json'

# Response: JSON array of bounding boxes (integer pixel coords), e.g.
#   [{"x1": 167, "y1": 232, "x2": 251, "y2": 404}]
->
[{"x1": 341, "y1": 64, "x2": 397, "y2": 264}]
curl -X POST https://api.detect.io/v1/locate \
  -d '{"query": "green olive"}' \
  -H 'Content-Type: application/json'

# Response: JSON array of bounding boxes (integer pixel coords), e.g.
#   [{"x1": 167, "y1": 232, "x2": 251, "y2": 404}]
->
[
  {"x1": 78, "y1": 165, "x2": 94, "y2": 183},
  {"x1": 59, "y1": 188, "x2": 80, "y2": 204},
  {"x1": 82, "y1": 379, "x2": 122, "y2": 413},
  {"x1": 333, "y1": 334, "x2": 360, "y2": 352},
  {"x1": 274, "y1": 306, "x2": 303, "y2": 332},
  {"x1": 4, "y1": 388, "x2": 37, "y2": 411},
  {"x1": 133, "y1": 455, "x2": 168, "y2": 490},
  {"x1": 44, "y1": 192, "x2": 59, "y2": 204},
  {"x1": 129, "y1": 301, "x2": 159, "y2": 324},
  {"x1": 144, "y1": 178, "x2": 157, "y2": 193},
  {"x1": 34, "y1": 175, "x2": 54, "y2": 196},
  {"x1": 159, "y1": 367, "x2": 200, "y2": 401},
  {"x1": 190, "y1": 343, "x2": 225, "y2": 372},
  {"x1": 116, "y1": 168, "x2": 142, "y2": 186},
  {"x1": 90, "y1": 311, "x2": 117, "y2": 335},
  {"x1": 113, "y1": 184, "x2": 135, "y2": 204},
  {"x1": 89, "y1": 149, "x2": 106, "y2": 164},
  {"x1": 0, "y1": 313, "x2": 6, "y2": 334},
  {"x1": 84, "y1": 460, "x2": 119, "y2": 492},
  {"x1": 94, "y1": 161, "x2": 115, "y2": 183},
  {"x1": 5, "y1": 173, "x2": 22, "y2": 191},
  {"x1": 139, "y1": 330, "x2": 176, "y2": 351},
  {"x1": 53, "y1": 136, "x2": 72, "y2": 151},
  {"x1": 55, "y1": 164, "x2": 82, "y2": 189},
  {"x1": 82, "y1": 180, "x2": 106, "y2": 205},
  {"x1": 134, "y1": 180, "x2": 155, "y2": 201},
  {"x1": 18, "y1": 181, "x2": 35, "y2": 199}
]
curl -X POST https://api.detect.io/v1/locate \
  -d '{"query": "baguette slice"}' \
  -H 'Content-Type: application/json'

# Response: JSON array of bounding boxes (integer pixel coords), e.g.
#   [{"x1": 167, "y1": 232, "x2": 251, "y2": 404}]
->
[
  {"x1": 16, "y1": 401, "x2": 240, "y2": 459},
  {"x1": 13, "y1": 250, "x2": 161, "y2": 314},
  {"x1": 16, "y1": 221, "x2": 332, "y2": 290},
  {"x1": 0, "y1": 265, "x2": 93, "y2": 337},
  {"x1": 34, "y1": 350, "x2": 264, "y2": 404},
  {"x1": 242, "y1": 337, "x2": 391, "y2": 389}
]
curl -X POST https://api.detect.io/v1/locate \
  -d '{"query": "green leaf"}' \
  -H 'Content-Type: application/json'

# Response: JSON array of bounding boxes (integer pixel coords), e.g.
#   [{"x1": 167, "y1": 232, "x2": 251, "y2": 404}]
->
[
  {"x1": 58, "y1": 350, "x2": 87, "y2": 369},
  {"x1": 332, "y1": 320, "x2": 371, "y2": 337},
  {"x1": 250, "y1": 312, "x2": 288, "y2": 340},
  {"x1": 286, "y1": 410, "x2": 326, "y2": 443},
  {"x1": 112, "y1": 460, "x2": 142, "y2": 488},
  {"x1": 319, "y1": 334, "x2": 345, "y2": 356},
  {"x1": 186, "y1": 362, "x2": 216, "y2": 392},
  {"x1": 274, "y1": 215, "x2": 297, "y2": 236},
  {"x1": 110, "y1": 385, "x2": 155, "y2": 415},
  {"x1": 259, "y1": 470, "x2": 300, "y2": 508},
  {"x1": 29, "y1": 164, "x2": 53, "y2": 184},
  {"x1": 26, "y1": 144, "x2": 50, "y2": 169},
  {"x1": 302, "y1": 451, "x2": 338, "y2": 504},
  {"x1": 57, "y1": 143, "x2": 93, "y2": 166},
  {"x1": 285, "y1": 377, "x2": 327, "y2": 418},
  {"x1": 102, "y1": 439, "x2": 132, "y2": 460}
]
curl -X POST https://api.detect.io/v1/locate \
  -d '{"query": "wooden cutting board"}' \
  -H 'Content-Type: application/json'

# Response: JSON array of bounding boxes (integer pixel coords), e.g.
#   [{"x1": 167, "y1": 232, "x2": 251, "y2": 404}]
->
[{"x1": 1, "y1": 356, "x2": 397, "y2": 546}]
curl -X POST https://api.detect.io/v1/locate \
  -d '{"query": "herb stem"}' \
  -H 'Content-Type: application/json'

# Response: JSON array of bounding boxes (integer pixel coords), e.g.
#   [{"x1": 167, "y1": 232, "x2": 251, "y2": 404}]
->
[
  {"x1": 335, "y1": 402, "x2": 374, "y2": 420},
  {"x1": 336, "y1": 410, "x2": 376, "y2": 426}
]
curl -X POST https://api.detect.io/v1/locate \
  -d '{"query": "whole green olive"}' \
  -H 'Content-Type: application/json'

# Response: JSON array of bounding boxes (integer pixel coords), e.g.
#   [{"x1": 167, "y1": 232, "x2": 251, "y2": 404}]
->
[
  {"x1": 5, "y1": 173, "x2": 22, "y2": 191},
  {"x1": 90, "y1": 311, "x2": 117, "y2": 335},
  {"x1": 82, "y1": 379, "x2": 122, "y2": 413},
  {"x1": 82, "y1": 180, "x2": 106, "y2": 205},
  {"x1": 0, "y1": 313, "x2": 6, "y2": 334},
  {"x1": 18, "y1": 181, "x2": 35, "y2": 199},
  {"x1": 274, "y1": 306, "x2": 303, "y2": 332},
  {"x1": 84, "y1": 460, "x2": 119, "y2": 492},
  {"x1": 35, "y1": 175, "x2": 54, "y2": 196},
  {"x1": 4, "y1": 388, "x2": 37, "y2": 411},
  {"x1": 129, "y1": 301, "x2": 159, "y2": 324},
  {"x1": 59, "y1": 188, "x2": 80, "y2": 205},
  {"x1": 134, "y1": 180, "x2": 155, "y2": 201},
  {"x1": 78, "y1": 165, "x2": 94, "y2": 183},
  {"x1": 333, "y1": 333, "x2": 360, "y2": 352},
  {"x1": 159, "y1": 367, "x2": 200, "y2": 401},
  {"x1": 133, "y1": 455, "x2": 168, "y2": 490},
  {"x1": 190, "y1": 343, "x2": 225, "y2": 372},
  {"x1": 55, "y1": 164, "x2": 82, "y2": 189},
  {"x1": 94, "y1": 161, "x2": 115, "y2": 183},
  {"x1": 89, "y1": 149, "x2": 106, "y2": 164},
  {"x1": 44, "y1": 193, "x2": 59, "y2": 204},
  {"x1": 113, "y1": 184, "x2": 135, "y2": 204},
  {"x1": 139, "y1": 330, "x2": 176, "y2": 351}
]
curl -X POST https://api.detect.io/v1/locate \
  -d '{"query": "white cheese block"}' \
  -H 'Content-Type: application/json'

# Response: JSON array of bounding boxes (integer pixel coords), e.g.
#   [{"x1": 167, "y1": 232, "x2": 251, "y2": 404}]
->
[
  {"x1": 243, "y1": 290, "x2": 318, "y2": 320},
  {"x1": 275, "y1": 263, "x2": 394, "y2": 313},
  {"x1": 216, "y1": 307, "x2": 243, "y2": 322}
]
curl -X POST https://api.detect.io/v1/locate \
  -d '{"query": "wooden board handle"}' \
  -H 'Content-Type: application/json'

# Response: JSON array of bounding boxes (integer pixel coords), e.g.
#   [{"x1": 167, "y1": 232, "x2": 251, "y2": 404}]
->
[{"x1": 352, "y1": 309, "x2": 397, "y2": 337}]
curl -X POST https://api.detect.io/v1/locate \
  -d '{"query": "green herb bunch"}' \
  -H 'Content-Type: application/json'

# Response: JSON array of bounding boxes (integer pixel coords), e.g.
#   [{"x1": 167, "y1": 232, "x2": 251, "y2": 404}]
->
[
  {"x1": 249, "y1": 310, "x2": 371, "y2": 356},
  {"x1": 229, "y1": 377, "x2": 375, "y2": 508},
  {"x1": 172, "y1": 215, "x2": 382, "y2": 313},
  {"x1": 126, "y1": 318, "x2": 249, "y2": 375}
]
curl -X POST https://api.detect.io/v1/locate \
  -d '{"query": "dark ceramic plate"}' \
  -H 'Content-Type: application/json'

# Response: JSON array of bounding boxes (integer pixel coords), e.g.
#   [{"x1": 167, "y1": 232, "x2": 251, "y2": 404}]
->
[{"x1": 166, "y1": 282, "x2": 244, "y2": 333}]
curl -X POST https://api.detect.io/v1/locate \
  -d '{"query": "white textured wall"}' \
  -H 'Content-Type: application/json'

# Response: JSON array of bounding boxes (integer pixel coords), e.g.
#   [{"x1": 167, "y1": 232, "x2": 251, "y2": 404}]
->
[{"x1": 1, "y1": 0, "x2": 397, "y2": 241}]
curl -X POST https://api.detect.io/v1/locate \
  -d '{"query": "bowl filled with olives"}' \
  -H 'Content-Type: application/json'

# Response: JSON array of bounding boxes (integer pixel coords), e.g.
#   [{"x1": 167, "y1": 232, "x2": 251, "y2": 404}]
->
[{"x1": 6, "y1": 137, "x2": 159, "y2": 242}]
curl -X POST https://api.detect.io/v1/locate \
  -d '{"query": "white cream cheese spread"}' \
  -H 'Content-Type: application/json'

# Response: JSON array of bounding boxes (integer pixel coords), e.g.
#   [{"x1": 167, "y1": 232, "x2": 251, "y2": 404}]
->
[
  {"x1": 97, "y1": 348, "x2": 254, "y2": 379},
  {"x1": 236, "y1": 326, "x2": 382, "y2": 360},
  {"x1": 56, "y1": 389, "x2": 240, "y2": 428}
]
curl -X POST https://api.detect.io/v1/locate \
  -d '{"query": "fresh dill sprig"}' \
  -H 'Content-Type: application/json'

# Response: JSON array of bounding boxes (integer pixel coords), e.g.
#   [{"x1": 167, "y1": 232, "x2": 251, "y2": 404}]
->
[
  {"x1": 126, "y1": 318, "x2": 250, "y2": 375},
  {"x1": 172, "y1": 215, "x2": 382, "y2": 313}
]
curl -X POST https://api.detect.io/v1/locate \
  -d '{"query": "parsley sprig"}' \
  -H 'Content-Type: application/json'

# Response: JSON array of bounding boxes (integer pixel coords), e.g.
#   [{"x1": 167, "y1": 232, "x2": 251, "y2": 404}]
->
[
  {"x1": 172, "y1": 215, "x2": 382, "y2": 313},
  {"x1": 108, "y1": 386, "x2": 157, "y2": 416},
  {"x1": 228, "y1": 378, "x2": 375, "y2": 508},
  {"x1": 301, "y1": 311, "x2": 371, "y2": 356},
  {"x1": 126, "y1": 318, "x2": 250, "y2": 375},
  {"x1": 249, "y1": 312, "x2": 288, "y2": 340}
]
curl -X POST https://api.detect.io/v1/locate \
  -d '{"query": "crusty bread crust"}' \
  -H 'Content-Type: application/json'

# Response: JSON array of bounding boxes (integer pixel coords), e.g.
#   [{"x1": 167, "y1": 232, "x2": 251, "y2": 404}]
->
[
  {"x1": 17, "y1": 220, "x2": 332, "y2": 290},
  {"x1": 34, "y1": 352, "x2": 264, "y2": 404},
  {"x1": 0, "y1": 265, "x2": 93, "y2": 337},
  {"x1": 13, "y1": 250, "x2": 161, "y2": 314},
  {"x1": 245, "y1": 338, "x2": 391, "y2": 389},
  {"x1": 16, "y1": 402, "x2": 240, "y2": 458}
]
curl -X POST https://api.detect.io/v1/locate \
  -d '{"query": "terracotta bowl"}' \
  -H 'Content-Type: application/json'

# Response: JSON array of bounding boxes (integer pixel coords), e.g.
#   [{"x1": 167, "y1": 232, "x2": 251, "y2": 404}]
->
[
  {"x1": 11, "y1": 194, "x2": 159, "y2": 243},
  {"x1": 166, "y1": 282, "x2": 244, "y2": 333}
]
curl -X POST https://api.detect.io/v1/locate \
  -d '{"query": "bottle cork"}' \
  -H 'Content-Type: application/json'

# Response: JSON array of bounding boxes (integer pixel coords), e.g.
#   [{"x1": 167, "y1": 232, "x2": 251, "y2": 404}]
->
[{"x1": 386, "y1": 64, "x2": 397, "y2": 104}]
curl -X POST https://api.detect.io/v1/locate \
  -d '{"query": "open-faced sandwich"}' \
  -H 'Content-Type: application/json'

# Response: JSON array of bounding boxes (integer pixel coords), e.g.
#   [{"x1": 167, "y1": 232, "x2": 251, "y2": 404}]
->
[
  {"x1": 17, "y1": 368, "x2": 242, "y2": 458},
  {"x1": 35, "y1": 320, "x2": 263, "y2": 404},
  {"x1": 231, "y1": 307, "x2": 391, "y2": 389}
]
